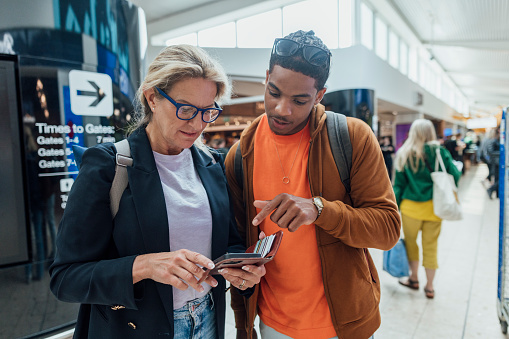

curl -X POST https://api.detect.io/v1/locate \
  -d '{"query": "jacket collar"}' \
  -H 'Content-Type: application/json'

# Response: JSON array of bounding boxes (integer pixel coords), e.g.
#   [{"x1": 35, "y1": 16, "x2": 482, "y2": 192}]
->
[
  {"x1": 126, "y1": 127, "x2": 216, "y2": 173},
  {"x1": 126, "y1": 126, "x2": 157, "y2": 173}
]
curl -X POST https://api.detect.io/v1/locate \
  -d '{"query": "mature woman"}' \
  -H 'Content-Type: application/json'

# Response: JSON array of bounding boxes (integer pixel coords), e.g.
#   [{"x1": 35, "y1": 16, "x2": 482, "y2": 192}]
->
[
  {"x1": 50, "y1": 45, "x2": 265, "y2": 338},
  {"x1": 393, "y1": 119, "x2": 461, "y2": 299}
]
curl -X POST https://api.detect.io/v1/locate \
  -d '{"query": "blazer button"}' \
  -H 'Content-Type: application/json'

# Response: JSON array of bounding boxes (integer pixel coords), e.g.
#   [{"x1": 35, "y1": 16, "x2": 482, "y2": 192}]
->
[
  {"x1": 111, "y1": 305, "x2": 125, "y2": 310},
  {"x1": 128, "y1": 322, "x2": 136, "y2": 330}
]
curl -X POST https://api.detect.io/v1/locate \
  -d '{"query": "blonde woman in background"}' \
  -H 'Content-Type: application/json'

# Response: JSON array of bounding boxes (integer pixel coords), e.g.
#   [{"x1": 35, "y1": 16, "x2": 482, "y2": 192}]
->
[{"x1": 393, "y1": 119, "x2": 461, "y2": 299}]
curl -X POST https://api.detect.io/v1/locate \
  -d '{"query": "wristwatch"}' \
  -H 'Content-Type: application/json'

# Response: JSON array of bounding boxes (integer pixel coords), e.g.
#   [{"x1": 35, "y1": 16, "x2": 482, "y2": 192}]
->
[{"x1": 312, "y1": 197, "x2": 324, "y2": 218}]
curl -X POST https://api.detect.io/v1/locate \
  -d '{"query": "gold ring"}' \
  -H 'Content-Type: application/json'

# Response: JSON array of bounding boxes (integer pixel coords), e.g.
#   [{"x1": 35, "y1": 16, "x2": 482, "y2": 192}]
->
[{"x1": 239, "y1": 279, "x2": 246, "y2": 289}]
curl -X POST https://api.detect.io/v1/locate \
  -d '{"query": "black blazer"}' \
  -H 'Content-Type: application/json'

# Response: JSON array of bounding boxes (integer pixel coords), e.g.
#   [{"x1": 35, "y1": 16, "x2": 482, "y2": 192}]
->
[{"x1": 50, "y1": 127, "x2": 244, "y2": 338}]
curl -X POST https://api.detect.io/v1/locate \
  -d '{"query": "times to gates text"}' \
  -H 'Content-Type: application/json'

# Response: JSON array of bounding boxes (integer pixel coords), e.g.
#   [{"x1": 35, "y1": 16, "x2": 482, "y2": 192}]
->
[
  {"x1": 34, "y1": 123, "x2": 117, "y2": 169},
  {"x1": 36, "y1": 123, "x2": 115, "y2": 135}
]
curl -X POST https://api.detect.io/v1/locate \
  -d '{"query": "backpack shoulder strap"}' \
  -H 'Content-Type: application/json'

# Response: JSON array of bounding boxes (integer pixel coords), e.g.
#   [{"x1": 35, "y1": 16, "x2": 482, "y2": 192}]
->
[
  {"x1": 234, "y1": 142, "x2": 243, "y2": 191},
  {"x1": 325, "y1": 111, "x2": 352, "y2": 194},
  {"x1": 110, "y1": 139, "x2": 132, "y2": 218}
]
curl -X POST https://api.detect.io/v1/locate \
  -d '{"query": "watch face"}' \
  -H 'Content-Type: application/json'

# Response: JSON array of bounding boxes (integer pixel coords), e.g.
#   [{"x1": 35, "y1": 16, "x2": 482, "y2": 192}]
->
[{"x1": 314, "y1": 197, "x2": 324, "y2": 209}]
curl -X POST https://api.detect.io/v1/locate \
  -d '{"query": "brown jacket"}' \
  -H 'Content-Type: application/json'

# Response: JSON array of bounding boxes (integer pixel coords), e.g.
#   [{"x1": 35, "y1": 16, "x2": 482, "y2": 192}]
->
[{"x1": 224, "y1": 104, "x2": 401, "y2": 339}]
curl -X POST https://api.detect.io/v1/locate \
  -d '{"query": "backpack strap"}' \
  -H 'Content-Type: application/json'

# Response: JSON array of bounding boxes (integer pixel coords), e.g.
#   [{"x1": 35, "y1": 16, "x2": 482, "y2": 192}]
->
[
  {"x1": 234, "y1": 142, "x2": 243, "y2": 191},
  {"x1": 110, "y1": 139, "x2": 132, "y2": 218},
  {"x1": 325, "y1": 111, "x2": 352, "y2": 194}
]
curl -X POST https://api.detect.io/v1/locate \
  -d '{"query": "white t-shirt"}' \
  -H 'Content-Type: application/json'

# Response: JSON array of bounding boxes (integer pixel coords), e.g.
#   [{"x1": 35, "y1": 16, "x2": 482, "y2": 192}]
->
[{"x1": 153, "y1": 148, "x2": 213, "y2": 309}]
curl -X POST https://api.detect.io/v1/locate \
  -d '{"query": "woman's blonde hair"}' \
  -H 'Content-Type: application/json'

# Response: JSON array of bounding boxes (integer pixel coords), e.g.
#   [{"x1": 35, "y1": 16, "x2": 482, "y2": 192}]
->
[
  {"x1": 130, "y1": 44, "x2": 231, "y2": 133},
  {"x1": 395, "y1": 119, "x2": 439, "y2": 172}
]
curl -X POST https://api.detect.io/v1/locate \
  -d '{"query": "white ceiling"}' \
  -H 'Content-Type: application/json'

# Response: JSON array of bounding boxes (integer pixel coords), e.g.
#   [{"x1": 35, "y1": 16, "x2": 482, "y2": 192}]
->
[
  {"x1": 388, "y1": 0, "x2": 509, "y2": 115},
  {"x1": 129, "y1": 0, "x2": 509, "y2": 116},
  {"x1": 128, "y1": 0, "x2": 214, "y2": 22},
  {"x1": 131, "y1": 0, "x2": 216, "y2": 22}
]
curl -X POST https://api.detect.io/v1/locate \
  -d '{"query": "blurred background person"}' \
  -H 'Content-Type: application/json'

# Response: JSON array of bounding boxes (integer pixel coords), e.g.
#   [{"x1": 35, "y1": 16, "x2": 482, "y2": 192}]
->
[
  {"x1": 486, "y1": 127, "x2": 501, "y2": 199},
  {"x1": 393, "y1": 119, "x2": 461, "y2": 299},
  {"x1": 210, "y1": 137, "x2": 229, "y2": 158},
  {"x1": 380, "y1": 136, "x2": 395, "y2": 181},
  {"x1": 480, "y1": 128, "x2": 497, "y2": 183}
]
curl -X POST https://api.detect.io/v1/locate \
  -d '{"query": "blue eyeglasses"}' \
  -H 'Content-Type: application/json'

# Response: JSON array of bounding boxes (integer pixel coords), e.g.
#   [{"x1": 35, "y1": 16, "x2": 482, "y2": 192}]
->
[{"x1": 155, "y1": 87, "x2": 222, "y2": 123}]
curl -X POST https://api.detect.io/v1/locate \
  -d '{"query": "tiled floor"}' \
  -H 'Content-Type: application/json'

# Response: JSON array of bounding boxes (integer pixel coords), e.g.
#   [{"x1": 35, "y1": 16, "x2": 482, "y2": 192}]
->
[{"x1": 223, "y1": 163, "x2": 507, "y2": 339}]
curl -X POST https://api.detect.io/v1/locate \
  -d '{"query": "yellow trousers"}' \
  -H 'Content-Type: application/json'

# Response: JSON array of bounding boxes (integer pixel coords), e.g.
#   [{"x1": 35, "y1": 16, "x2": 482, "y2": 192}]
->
[{"x1": 401, "y1": 213, "x2": 442, "y2": 269}]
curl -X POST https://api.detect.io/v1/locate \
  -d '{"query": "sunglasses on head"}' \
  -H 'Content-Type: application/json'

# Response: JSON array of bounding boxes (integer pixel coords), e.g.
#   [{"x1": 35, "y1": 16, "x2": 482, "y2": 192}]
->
[{"x1": 272, "y1": 38, "x2": 331, "y2": 69}]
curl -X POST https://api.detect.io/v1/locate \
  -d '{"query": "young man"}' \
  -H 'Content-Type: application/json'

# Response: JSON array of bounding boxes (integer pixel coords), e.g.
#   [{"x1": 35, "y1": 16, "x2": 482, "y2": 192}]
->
[{"x1": 224, "y1": 30, "x2": 401, "y2": 339}]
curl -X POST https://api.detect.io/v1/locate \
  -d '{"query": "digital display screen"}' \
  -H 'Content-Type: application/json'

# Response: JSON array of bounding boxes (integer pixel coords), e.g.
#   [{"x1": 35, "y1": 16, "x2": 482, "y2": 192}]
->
[{"x1": 0, "y1": 57, "x2": 29, "y2": 266}]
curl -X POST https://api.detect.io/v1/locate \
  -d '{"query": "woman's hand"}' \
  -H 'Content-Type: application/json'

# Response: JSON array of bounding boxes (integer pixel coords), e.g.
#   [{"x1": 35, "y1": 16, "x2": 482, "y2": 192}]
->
[
  {"x1": 219, "y1": 231, "x2": 267, "y2": 290},
  {"x1": 218, "y1": 264, "x2": 266, "y2": 290},
  {"x1": 132, "y1": 250, "x2": 218, "y2": 292}
]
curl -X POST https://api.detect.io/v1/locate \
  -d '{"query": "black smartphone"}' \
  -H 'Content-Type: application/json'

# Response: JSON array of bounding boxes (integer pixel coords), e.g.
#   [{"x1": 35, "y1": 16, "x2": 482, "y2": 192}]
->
[{"x1": 197, "y1": 253, "x2": 263, "y2": 284}]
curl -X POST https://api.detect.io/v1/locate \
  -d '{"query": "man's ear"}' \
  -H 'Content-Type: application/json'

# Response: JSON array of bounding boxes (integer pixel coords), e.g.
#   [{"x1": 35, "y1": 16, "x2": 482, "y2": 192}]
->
[
  {"x1": 265, "y1": 69, "x2": 270, "y2": 86},
  {"x1": 314, "y1": 88, "x2": 327, "y2": 105},
  {"x1": 143, "y1": 87, "x2": 156, "y2": 109}
]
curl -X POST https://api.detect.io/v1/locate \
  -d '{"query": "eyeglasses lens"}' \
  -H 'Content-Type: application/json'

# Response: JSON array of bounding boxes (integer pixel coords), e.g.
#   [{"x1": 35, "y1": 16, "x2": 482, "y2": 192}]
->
[
  {"x1": 202, "y1": 109, "x2": 220, "y2": 122},
  {"x1": 178, "y1": 106, "x2": 197, "y2": 119}
]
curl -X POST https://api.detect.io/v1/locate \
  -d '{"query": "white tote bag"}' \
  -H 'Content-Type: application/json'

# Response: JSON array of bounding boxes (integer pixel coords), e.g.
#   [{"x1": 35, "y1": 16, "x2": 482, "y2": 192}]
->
[{"x1": 431, "y1": 148, "x2": 462, "y2": 220}]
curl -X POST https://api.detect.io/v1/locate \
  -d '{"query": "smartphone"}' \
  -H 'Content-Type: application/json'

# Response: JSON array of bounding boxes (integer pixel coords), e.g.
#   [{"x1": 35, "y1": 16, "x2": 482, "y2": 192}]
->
[
  {"x1": 197, "y1": 253, "x2": 263, "y2": 284},
  {"x1": 212, "y1": 253, "x2": 263, "y2": 270}
]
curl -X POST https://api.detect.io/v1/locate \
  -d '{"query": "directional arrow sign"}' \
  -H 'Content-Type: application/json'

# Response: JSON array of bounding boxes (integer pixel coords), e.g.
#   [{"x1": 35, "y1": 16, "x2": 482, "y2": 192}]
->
[
  {"x1": 77, "y1": 80, "x2": 106, "y2": 107},
  {"x1": 69, "y1": 70, "x2": 113, "y2": 116}
]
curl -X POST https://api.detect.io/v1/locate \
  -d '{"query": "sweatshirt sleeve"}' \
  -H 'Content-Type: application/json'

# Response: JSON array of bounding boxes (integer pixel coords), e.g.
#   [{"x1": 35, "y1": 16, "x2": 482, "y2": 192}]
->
[{"x1": 314, "y1": 119, "x2": 401, "y2": 251}]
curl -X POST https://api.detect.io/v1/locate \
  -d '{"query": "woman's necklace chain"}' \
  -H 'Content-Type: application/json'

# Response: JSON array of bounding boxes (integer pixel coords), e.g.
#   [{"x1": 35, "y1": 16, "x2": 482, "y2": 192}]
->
[{"x1": 271, "y1": 129, "x2": 305, "y2": 184}]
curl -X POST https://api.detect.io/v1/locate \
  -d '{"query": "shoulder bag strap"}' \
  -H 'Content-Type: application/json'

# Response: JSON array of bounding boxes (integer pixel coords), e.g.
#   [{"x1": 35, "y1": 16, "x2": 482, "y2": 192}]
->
[{"x1": 435, "y1": 148, "x2": 447, "y2": 172}]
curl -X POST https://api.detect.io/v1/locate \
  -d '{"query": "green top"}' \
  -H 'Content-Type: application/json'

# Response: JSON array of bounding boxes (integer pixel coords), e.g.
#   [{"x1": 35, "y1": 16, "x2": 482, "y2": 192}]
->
[{"x1": 393, "y1": 144, "x2": 462, "y2": 207}]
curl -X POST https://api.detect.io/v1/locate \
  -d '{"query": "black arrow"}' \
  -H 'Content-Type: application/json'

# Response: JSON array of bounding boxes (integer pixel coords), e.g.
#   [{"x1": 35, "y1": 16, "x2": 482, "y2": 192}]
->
[{"x1": 77, "y1": 80, "x2": 106, "y2": 107}]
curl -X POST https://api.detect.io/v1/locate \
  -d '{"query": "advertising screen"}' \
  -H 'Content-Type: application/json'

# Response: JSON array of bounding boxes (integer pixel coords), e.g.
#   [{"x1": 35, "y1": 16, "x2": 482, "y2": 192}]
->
[{"x1": 0, "y1": 56, "x2": 29, "y2": 267}]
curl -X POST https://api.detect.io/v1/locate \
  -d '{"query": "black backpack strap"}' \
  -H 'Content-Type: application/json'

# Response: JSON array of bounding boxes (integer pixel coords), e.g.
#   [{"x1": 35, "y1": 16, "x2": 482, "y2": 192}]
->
[
  {"x1": 325, "y1": 111, "x2": 352, "y2": 194},
  {"x1": 234, "y1": 142, "x2": 243, "y2": 191}
]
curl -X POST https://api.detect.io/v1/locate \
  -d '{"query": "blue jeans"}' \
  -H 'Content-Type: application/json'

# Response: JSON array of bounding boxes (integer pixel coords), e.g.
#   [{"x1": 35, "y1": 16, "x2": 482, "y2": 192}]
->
[{"x1": 173, "y1": 291, "x2": 217, "y2": 339}]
